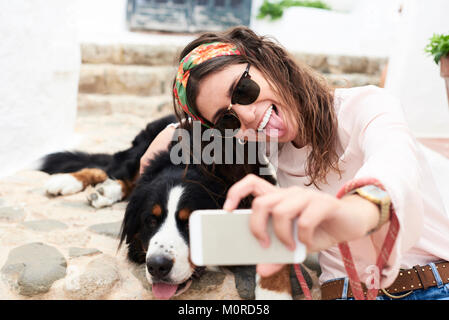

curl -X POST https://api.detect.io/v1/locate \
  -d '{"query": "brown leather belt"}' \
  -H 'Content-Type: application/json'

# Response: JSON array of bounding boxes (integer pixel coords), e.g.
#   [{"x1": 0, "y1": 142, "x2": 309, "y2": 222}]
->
[{"x1": 321, "y1": 261, "x2": 449, "y2": 300}]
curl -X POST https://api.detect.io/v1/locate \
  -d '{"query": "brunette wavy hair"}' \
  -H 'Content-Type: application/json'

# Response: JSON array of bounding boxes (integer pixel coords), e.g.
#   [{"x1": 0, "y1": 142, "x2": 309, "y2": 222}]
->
[{"x1": 172, "y1": 26, "x2": 341, "y2": 188}]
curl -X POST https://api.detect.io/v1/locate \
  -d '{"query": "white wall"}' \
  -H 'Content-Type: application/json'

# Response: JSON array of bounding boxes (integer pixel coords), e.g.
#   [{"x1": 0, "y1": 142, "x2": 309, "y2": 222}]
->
[
  {"x1": 74, "y1": 0, "x2": 198, "y2": 45},
  {"x1": 385, "y1": 0, "x2": 449, "y2": 138},
  {"x1": 74, "y1": 0, "x2": 401, "y2": 57},
  {"x1": 75, "y1": 0, "x2": 129, "y2": 43},
  {"x1": 0, "y1": 1, "x2": 80, "y2": 178},
  {"x1": 250, "y1": 0, "x2": 401, "y2": 57}
]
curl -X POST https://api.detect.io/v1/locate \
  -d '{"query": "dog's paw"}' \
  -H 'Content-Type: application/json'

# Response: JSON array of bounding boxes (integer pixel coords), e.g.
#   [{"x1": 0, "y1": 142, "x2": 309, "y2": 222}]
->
[
  {"x1": 45, "y1": 174, "x2": 84, "y2": 196},
  {"x1": 255, "y1": 274, "x2": 293, "y2": 300},
  {"x1": 87, "y1": 179, "x2": 123, "y2": 208},
  {"x1": 255, "y1": 286, "x2": 293, "y2": 300}
]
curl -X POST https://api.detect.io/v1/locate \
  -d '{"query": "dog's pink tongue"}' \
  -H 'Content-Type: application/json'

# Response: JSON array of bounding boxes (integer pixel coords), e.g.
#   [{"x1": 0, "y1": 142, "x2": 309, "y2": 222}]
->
[{"x1": 152, "y1": 283, "x2": 178, "y2": 300}]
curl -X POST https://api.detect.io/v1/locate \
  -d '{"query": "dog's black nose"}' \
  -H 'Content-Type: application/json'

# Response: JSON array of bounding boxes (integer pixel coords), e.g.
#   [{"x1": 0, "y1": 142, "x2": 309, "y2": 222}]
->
[{"x1": 147, "y1": 255, "x2": 173, "y2": 279}]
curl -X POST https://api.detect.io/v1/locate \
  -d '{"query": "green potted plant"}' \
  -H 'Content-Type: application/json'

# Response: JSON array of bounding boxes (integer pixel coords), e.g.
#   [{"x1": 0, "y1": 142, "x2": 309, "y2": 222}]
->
[
  {"x1": 425, "y1": 33, "x2": 449, "y2": 106},
  {"x1": 257, "y1": 0, "x2": 331, "y2": 21}
]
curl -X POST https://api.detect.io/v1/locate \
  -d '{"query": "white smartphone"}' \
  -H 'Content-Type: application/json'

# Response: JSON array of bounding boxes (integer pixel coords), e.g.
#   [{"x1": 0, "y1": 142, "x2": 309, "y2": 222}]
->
[{"x1": 189, "y1": 209, "x2": 307, "y2": 266}]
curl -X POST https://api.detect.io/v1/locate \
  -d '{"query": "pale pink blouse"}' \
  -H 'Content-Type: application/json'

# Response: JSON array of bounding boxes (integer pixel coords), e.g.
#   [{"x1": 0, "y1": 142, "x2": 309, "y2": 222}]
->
[{"x1": 272, "y1": 85, "x2": 449, "y2": 288}]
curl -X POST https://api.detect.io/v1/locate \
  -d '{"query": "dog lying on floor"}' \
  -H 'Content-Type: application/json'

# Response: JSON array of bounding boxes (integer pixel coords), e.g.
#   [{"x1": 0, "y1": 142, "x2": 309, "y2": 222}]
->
[{"x1": 40, "y1": 114, "x2": 311, "y2": 299}]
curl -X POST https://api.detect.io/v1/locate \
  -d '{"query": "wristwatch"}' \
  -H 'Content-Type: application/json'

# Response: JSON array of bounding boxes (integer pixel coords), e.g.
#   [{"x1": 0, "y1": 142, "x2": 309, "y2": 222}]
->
[{"x1": 350, "y1": 184, "x2": 391, "y2": 234}]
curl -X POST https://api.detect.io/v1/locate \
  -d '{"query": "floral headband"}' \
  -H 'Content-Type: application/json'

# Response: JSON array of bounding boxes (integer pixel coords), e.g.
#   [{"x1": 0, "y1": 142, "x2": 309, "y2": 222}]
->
[{"x1": 173, "y1": 42, "x2": 242, "y2": 128}]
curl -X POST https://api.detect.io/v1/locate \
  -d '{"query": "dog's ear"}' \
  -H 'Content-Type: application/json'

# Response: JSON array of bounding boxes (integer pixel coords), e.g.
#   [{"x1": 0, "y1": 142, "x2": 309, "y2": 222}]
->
[
  {"x1": 126, "y1": 233, "x2": 146, "y2": 264},
  {"x1": 118, "y1": 188, "x2": 147, "y2": 263}
]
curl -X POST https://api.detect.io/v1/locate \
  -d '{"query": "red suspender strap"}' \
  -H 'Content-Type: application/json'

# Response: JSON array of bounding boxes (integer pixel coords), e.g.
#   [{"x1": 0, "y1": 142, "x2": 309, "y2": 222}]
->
[
  {"x1": 294, "y1": 264, "x2": 313, "y2": 300},
  {"x1": 336, "y1": 177, "x2": 399, "y2": 300}
]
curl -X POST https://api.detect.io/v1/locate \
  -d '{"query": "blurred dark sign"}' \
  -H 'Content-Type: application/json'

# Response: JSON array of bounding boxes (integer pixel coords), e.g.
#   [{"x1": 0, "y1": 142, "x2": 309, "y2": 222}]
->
[{"x1": 127, "y1": 0, "x2": 252, "y2": 33}]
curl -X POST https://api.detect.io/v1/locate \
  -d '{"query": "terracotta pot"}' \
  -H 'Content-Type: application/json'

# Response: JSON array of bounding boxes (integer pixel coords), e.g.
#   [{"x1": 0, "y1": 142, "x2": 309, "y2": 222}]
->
[{"x1": 441, "y1": 55, "x2": 449, "y2": 107}]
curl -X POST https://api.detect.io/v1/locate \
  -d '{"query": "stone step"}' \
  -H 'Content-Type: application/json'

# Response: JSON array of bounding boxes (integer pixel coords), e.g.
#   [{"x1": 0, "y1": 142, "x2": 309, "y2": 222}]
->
[
  {"x1": 77, "y1": 93, "x2": 173, "y2": 118},
  {"x1": 323, "y1": 73, "x2": 382, "y2": 88},
  {"x1": 79, "y1": 63, "x2": 381, "y2": 97},
  {"x1": 292, "y1": 53, "x2": 387, "y2": 76},
  {"x1": 81, "y1": 42, "x2": 387, "y2": 76},
  {"x1": 81, "y1": 43, "x2": 183, "y2": 67},
  {"x1": 79, "y1": 64, "x2": 176, "y2": 96}
]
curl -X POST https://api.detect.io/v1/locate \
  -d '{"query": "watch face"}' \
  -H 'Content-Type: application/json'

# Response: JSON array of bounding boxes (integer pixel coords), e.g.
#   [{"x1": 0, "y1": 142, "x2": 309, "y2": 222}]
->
[{"x1": 357, "y1": 185, "x2": 389, "y2": 204}]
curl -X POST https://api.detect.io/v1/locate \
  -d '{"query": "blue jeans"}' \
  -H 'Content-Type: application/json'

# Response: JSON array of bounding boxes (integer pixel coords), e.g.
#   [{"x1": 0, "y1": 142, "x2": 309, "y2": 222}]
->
[{"x1": 332, "y1": 262, "x2": 449, "y2": 300}]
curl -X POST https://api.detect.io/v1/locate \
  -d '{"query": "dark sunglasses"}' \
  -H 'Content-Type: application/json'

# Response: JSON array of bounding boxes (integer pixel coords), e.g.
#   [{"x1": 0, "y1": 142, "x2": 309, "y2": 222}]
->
[{"x1": 214, "y1": 63, "x2": 260, "y2": 137}]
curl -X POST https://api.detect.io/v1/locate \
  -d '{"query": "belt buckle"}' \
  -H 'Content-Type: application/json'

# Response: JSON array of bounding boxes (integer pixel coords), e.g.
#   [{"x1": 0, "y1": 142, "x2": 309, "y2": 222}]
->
[{"x1": 380, "y1": 288, "x2": 413, "y2": 299}]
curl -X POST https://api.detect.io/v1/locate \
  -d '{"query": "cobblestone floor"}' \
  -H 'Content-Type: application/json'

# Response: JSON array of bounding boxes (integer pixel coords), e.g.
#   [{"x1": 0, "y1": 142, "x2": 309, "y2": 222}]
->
[{"x1": 0, "y1": 110, "x2": 321, "y2": 300}]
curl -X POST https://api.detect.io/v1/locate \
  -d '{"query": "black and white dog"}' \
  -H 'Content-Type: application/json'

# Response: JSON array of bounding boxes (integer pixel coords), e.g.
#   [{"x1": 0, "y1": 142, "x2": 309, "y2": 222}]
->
[{"x1": 40, "y1": 115, "x2": 307, "y2": 299}]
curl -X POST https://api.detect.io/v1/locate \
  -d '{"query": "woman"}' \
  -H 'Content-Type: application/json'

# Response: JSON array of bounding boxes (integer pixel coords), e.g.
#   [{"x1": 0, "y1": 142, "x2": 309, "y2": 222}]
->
[{"x1": 140, "y1": 27, "x2": 449, "y2": 300}]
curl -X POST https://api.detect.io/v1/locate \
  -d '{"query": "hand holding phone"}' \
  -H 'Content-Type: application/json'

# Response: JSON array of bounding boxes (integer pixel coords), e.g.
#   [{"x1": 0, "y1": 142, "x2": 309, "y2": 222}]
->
[{"x1": 189, "y1": 209, "x2": 306, "y2": 266}]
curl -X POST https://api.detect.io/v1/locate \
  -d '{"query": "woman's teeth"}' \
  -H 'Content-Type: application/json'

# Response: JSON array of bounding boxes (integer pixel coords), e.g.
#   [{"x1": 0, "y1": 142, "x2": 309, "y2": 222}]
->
[{"x1": 257, "y1": 105, "x2": 273, "y2": 131}]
